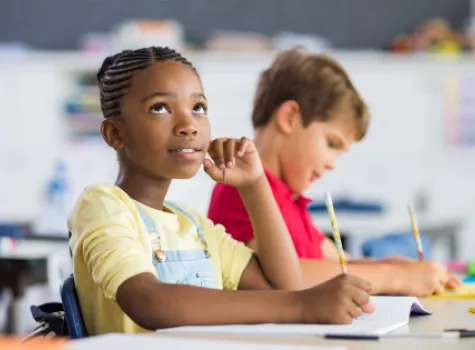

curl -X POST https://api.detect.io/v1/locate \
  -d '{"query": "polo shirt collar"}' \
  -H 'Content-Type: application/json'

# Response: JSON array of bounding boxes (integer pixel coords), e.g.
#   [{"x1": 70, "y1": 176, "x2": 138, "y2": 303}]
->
[{"x1": 264, "y1": 169, "x2": 312, "y2": 205}]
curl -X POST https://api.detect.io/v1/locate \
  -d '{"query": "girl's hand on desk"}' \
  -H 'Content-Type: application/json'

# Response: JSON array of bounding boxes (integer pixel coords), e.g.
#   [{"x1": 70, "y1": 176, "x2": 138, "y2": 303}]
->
[
  {"x1": 297, "y1": 274, "x2": 374, "y2": 324},
  {"x1": 203, "y1": 137, "x2": 264, "y2": 189}
]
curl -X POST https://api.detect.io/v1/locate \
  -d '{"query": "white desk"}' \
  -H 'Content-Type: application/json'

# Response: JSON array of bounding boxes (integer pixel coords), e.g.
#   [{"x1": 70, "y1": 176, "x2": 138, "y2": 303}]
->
[
  {"x1": 152, "y1": 299, "x2": 475, "y2": 350},
  {"x1": 0, "y1": 240, "x2": 68, "y2": 259},
  {"x1": 66, "y1": 299, "x2": 475, "y2": 350}
]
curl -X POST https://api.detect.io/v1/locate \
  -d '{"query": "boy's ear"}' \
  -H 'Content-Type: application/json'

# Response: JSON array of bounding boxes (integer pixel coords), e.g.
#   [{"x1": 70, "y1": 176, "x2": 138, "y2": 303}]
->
[
  {"x1": 101, "y1": 119, "x2": 125, "y2": 150},
  {"x1": 274, "y1": 100, "x2": 301, "y2": 134}
]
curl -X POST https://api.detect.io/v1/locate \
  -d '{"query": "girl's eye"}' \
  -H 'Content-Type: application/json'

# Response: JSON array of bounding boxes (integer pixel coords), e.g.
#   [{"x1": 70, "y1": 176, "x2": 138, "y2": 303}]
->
[
  {"x1": 150, "y1": 103, "x2": 169, "y2": 114},
  {"x1": 193, "y1": 103, "x2": 207, "y2": 114}
]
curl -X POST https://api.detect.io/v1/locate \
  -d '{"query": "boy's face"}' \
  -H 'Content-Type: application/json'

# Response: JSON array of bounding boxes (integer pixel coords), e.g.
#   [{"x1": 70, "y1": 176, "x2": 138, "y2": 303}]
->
[
  {"x1": 281, "y1": 115, "x2": 356, "y2": 194},
  {"x1": 104, "y1": 60, "x2": 211, "y2": 180}
]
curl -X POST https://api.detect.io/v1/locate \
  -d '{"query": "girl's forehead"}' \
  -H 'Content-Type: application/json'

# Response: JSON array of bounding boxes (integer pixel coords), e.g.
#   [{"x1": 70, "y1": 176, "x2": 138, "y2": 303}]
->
[
  {"x1": 124, "y1": 60, "x2": 203, "y2": 101},
  {"x1": 128, "y1": 61, "x2": 203, "y2": 95}
]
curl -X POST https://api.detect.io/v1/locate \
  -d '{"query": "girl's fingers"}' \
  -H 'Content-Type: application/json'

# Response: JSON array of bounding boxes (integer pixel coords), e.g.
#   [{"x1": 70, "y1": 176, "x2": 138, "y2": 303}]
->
[
  {"x1": 236, "y1": 137, "x2": 250, "y2": 157},
  {"x1": 223, "y1": 138, "x2": 236, "y2": 168},
  {"x1": 208, "y1": 139, "x2": 226, "y2": 169}
]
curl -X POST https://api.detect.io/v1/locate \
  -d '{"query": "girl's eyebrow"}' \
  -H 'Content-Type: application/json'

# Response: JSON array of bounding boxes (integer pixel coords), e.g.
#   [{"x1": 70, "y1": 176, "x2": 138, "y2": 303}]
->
[{"x1": 141, "y1": 92, "x2": 207, "y2": 102}]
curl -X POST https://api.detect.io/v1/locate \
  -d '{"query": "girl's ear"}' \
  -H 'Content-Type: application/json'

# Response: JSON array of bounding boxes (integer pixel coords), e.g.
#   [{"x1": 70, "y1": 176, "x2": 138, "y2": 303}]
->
[
  {"x1": 274, "y1": 100, "x2": 301, "y2": 134},
  {"x1": 101, "y1": 119, "x2": 125, "y2": 150}
]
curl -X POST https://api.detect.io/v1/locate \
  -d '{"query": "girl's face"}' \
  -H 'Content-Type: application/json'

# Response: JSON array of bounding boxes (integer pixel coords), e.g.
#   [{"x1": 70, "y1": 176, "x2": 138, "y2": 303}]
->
[{"x1": 104, "y1": 60, "x2": 211, "y2": 181}]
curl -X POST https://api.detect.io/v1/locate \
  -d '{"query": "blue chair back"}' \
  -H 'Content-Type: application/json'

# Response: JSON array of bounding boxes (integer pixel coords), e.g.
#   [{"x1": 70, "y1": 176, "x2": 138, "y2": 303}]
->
[
  {"x1": 362, "y1": 232, "x2": 432, "y2": 260},
  {"x1": 60, "y1": 274, "x2": 88, "y2": 338}
]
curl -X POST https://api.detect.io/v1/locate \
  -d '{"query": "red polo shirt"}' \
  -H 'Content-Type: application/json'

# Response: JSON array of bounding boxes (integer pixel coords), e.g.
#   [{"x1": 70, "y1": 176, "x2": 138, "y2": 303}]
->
[{"x1": 208, "y1": 169, "x2": 325, "y2": 259}]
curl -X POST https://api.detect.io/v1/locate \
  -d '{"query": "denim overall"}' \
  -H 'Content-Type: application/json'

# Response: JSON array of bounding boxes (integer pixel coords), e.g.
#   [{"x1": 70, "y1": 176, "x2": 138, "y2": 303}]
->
[{"x1": 136, "y1": 201, "x2": 217, "y2": 289}]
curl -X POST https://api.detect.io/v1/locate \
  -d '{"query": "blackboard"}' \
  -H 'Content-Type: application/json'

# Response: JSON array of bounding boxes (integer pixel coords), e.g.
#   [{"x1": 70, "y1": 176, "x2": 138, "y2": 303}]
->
[{"x1": 0, "y1": 0, "x2": 470, "y2": 50}]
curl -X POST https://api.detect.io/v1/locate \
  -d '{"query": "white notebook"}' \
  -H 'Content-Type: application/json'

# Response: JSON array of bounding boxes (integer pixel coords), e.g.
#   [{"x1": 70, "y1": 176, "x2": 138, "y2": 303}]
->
[{"x1": 157, "y1": 296, "x2": 431, "y2": 337}]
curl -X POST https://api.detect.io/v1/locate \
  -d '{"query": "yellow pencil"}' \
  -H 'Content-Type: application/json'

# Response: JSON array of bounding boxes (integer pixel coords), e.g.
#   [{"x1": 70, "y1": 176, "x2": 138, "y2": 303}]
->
[
  {"x1": 408, "y1": 202, "x2": 424, "y2": 261},
  {"x1": 324, "y1": 192, "x2": 347, "y2": 273}
]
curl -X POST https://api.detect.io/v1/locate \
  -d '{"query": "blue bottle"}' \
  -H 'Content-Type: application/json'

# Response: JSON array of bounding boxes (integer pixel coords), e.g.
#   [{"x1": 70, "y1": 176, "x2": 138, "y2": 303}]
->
[{"x1": 33, "y1": 160, "x2": 71, "y2": 236}]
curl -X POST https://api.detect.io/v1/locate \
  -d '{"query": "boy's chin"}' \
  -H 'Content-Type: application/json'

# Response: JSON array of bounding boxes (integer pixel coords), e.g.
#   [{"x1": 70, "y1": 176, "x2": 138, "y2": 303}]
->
[{"x1": 293, "y1": 181, "x2": 313, "y2": 194}]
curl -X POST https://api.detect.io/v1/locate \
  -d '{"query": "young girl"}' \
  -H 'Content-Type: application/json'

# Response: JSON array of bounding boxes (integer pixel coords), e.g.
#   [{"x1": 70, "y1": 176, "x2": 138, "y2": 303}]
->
[{"x1": 67, "y1": 47, "x2": 374, "y2": 335}]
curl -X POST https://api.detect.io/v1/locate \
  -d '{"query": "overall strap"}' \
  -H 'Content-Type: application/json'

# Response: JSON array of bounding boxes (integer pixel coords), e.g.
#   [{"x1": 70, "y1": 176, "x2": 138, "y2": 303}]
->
[
  {"x1": 164, "y1": 201, "x2": 205, "y2": 238},
  {"x1": 135, "y1": 206, "x2": 156, "y2": 234}
]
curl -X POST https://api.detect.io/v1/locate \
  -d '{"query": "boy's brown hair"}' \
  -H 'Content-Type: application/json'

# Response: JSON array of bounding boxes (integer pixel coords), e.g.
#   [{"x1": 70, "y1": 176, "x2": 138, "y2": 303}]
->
[{"x1": 252, "y1": 48, "x2": 369, "y2": 140}]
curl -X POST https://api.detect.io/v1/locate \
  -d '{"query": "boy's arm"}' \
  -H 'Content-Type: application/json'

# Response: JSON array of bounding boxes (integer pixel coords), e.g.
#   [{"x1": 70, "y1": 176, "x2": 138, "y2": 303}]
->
[
  {"x1": 321, "y1": 236, "x2": 352, "y2": 260},
  {"x1": 248, "y1": 239, "x2": 450, "y2": 296},
  {"x1": 299, "y1": 259, "x2": 403, "y2": 294},
  {"x1": 247, "y1": 237, "x2": 401, "y2": 294},
  {"x1": 300, "y1": 258, "x2": 453, "y2": 296},
  {"x1": 236, "y1": 175, "x2": 303, "y2": 290}
]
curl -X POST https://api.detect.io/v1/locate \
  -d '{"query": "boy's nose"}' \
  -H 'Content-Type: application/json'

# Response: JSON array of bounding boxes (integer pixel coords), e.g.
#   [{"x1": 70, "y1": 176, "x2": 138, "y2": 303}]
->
[{"x1": 325, "y1": 159, "x2": 336, "y2": 170}]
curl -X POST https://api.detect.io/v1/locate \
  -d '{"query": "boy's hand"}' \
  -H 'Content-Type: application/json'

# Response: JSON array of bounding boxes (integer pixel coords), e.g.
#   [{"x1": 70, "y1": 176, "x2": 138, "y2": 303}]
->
[
  {"x1": 203, "y1": 137, "x2": 264, "y2": 188},
  {"x1": 401, "y1": 261, "x2": 451, "y2": 296},
  {"x1": 297, "y1": 274, "x2": 374, "y2": 324},
  {"x1": 379, "y1": 257, "x2": 461, "y2": 290},
  {"x1": 374, "y1": 257, "x2": 462, "y2": 291},
  {"x1": 445, "y1": 273, "x2": 462, "y2": 290}
]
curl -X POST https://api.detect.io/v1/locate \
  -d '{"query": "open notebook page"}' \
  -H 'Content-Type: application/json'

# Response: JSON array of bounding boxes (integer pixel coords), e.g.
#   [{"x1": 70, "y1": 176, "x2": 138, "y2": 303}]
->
[{"x1": 157, "y1": 296, "x2": 431, "y2": 337}]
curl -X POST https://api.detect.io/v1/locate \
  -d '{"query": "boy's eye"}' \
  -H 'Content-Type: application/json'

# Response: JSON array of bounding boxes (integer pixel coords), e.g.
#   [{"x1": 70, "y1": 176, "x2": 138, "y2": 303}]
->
[
  {"x1": 328, "y1": 140, "x2": 337, "y2": 148},
  {"x1": 150, "y1": 103, "x2": 169, "y2": 114},
  {"x1": 193, "y1": 103, "x2": 207, "y2": 114}
]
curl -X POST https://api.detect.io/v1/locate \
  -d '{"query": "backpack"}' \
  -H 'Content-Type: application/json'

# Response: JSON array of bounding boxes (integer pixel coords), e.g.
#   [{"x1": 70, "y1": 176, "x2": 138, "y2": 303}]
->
[{"x1": 22, "y1": 302, "x2": 69, "y2": 341}]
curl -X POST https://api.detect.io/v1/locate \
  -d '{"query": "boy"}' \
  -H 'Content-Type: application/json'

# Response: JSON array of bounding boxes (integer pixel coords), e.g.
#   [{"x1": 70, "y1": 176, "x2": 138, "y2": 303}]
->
[{"x1": 208, "y1": 48, "x2": 459, "y2": 297}]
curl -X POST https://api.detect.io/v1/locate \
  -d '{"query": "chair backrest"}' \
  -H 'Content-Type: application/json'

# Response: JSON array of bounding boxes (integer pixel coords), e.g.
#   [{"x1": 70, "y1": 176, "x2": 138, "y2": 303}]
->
[
  {"x1": 362, "y1": 232, "x2": 432, "y2": 259},
  {"x1": 60, "y1": 274, "x2": 88, "y2": 338}
]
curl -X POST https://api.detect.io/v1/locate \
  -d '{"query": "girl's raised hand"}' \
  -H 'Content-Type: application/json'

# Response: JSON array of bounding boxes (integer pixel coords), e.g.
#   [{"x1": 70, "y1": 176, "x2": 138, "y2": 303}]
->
[{"x1": 203, "y1": 137, "x2": 264, "y2": 188}]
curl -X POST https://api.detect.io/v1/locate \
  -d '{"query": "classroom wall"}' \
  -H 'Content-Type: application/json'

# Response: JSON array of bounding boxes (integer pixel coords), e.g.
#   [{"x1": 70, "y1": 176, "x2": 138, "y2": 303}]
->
[
  {"x1": 0, "y1": 51, "x2": 474, "y2": 260},
  {"x1": 0, "y1": 0, "x2": 470, "y2": 49}
]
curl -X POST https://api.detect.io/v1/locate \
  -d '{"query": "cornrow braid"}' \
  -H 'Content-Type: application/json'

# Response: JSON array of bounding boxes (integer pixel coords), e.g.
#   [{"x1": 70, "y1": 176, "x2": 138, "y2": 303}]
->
[{"x1": 97, "y1": 46, "x2": 196, "y2": 118}]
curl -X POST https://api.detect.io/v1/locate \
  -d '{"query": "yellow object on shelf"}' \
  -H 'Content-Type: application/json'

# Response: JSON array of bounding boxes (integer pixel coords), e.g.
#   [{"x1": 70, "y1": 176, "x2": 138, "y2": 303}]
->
[
  {"x1": 469, "y1": 307, "x2": 475, "y2": 314},
  {"x1": 431, "y1": 284, "x2": 475, "y2": 299}
]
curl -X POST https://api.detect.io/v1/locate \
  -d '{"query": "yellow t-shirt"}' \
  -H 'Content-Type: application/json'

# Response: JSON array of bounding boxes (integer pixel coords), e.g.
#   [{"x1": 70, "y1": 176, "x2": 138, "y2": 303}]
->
[{"x1": 67, "y1": 184, "x2": 253, "y2": 335}]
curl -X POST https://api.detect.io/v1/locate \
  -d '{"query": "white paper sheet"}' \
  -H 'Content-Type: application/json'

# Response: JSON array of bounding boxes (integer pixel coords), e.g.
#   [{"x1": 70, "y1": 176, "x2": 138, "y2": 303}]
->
[{"x1": 157, "y1": 296, "x2": 431, "y2": 337}]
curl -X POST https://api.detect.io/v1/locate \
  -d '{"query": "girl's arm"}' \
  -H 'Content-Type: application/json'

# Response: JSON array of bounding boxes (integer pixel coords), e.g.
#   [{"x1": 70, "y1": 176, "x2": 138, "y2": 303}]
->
[
  {"x1": 204, "y1": 138, "x2": 303, "y2": 291},
  {"x1": 117, "y1": 272, "x2": 300, "y2": 330},
  {"x1": 117, "y1": 271, "x2": 372, "y2": 330},
  {"x1": 236, "y1": 175, "x2": 303, "y2": 290}
]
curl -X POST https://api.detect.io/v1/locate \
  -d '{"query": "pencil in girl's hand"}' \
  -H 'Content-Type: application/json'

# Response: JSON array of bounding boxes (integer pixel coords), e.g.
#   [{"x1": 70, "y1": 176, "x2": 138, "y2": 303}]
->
[
  {"x1": 324, "y1": 192, "x2": 347, "y2": 273},
  {"x1": 408, "y1": 202, "x2": 424, "y2": 261}
]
